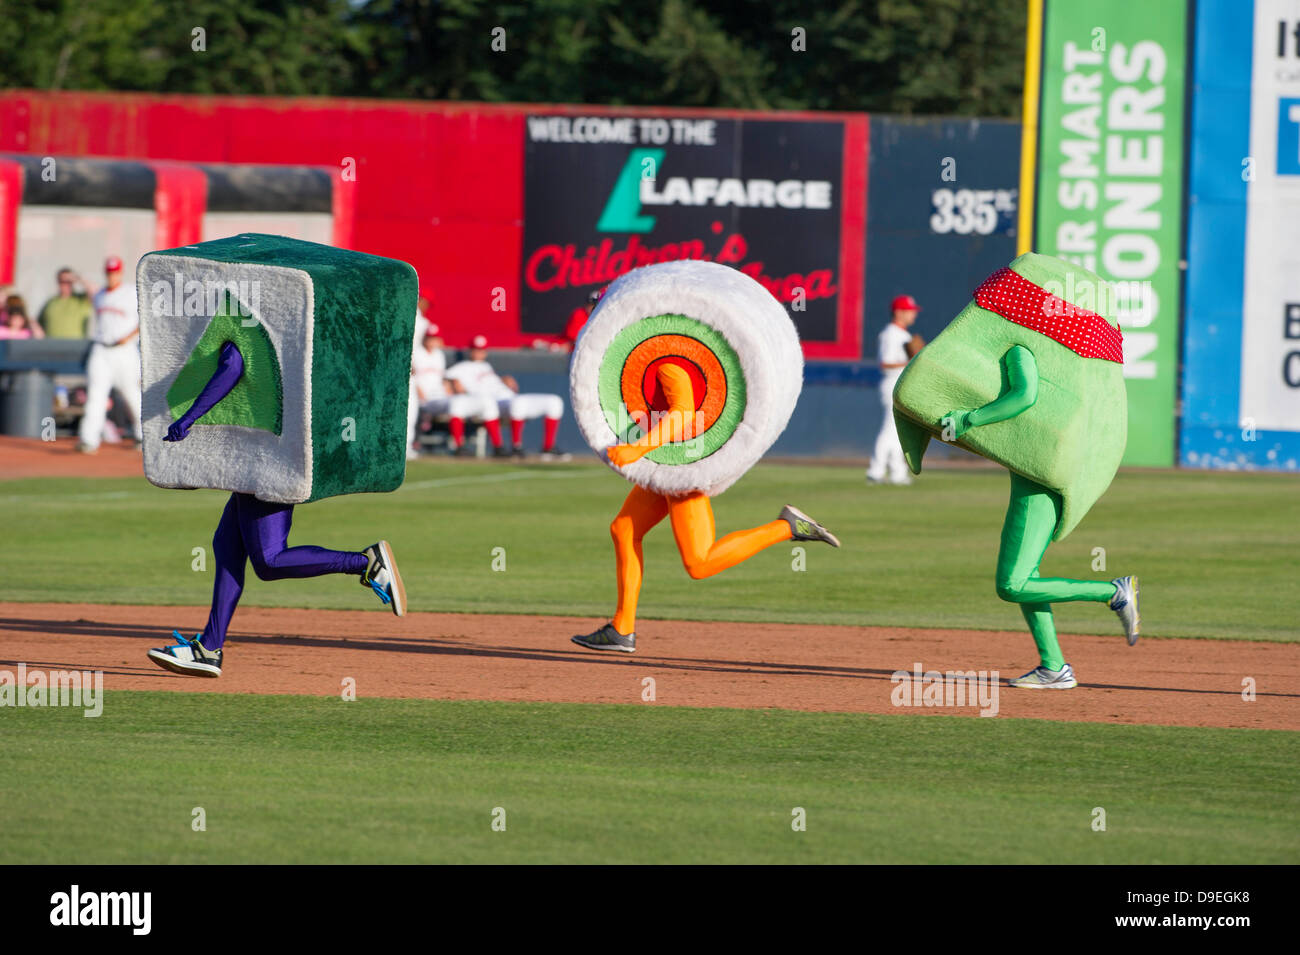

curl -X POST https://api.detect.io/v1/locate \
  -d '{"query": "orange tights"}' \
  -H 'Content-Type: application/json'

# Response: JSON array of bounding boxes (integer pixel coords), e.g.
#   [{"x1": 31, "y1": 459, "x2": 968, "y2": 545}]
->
[{"x1": 610, "y1": 485, "x2": 791, "y2": 635}]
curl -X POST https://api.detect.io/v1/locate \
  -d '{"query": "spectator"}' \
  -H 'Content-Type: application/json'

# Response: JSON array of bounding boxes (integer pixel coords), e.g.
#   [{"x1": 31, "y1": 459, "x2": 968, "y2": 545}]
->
[
  {"x1": 446, "y1": 334, "x2": 568, "y2": 460},
  {"x1": 78, "y1": 255, "x2": 141, "y2": 453},
  {"x1": 0, "y1": 295, "x2": 45, "y2": 339},
  {"x1": 38, "y1": 268, "x2": 93, "y2": 339},
  {"x1": 408, "y1": 324, "x2": 500, "y2": 457}
]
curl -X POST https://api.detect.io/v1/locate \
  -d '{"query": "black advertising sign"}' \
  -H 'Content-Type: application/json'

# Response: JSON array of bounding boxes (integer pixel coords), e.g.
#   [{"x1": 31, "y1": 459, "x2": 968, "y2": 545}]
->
[
  {"x1": 522, "y1": 114, "x2": 845, "y2": 344},
  {"x1": 864, "y1": 116, "x2": 1020, "y2": 347}
]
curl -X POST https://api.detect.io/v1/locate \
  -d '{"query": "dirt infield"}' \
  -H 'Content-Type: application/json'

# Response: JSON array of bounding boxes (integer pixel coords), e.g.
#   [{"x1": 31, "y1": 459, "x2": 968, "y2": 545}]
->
[
  {"x1": 0, "y1": 435, "x2": 145, "y2": 479},
  {"x1": 2, "y1": 601, "x2": 1295, "y2": 730}
]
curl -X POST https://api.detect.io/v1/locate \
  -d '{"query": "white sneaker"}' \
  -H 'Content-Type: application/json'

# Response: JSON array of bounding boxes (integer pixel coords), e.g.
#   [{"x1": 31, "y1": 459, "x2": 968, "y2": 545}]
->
[
  {"x1": 361, "y1": 540, "x2": 406, "y2": 617},
  {"x1": 1008, "y1": 663, "x2": 1077, "y2": 689},
  {"x1": 1110, "y1": 575, "x2": 1140, "y2": 645},
  {"x1": 147, "y1": 632, "x2": 223, "y2": 678}
]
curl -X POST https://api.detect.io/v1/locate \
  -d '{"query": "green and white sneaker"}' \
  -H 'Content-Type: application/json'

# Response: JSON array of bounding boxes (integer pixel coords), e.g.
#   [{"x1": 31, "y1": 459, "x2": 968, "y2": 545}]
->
[
  {"x1": 1008, "y1": 663, "x2": 1077, "y2": 690},
  {"x1": 572, "y1": 623, "x2": 636, "y2": 653},
  {"x1": 779, "y1": 505, "x2": 841, "y2": 548}
]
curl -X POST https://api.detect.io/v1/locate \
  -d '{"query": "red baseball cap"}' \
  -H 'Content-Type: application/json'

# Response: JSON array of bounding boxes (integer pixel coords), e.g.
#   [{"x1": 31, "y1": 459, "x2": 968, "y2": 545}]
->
[
  {"x1": 891, "y1": 294, "x2": 920, "y2": 311},
  {"x1": 104, "y1": 256, "x2": 123, "y2": 273},
  {"x1": 471, "y1": 334, "x2": 488, "y2": 349}
]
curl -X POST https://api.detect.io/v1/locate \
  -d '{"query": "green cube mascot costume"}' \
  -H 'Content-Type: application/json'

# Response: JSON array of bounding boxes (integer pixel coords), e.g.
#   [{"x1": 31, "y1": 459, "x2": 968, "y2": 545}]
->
[
  {"x1": 137, "y1": 234, "x2": 417, "y2": 677},
  {"x1": 892, "y1": 253, "x2": 1141, "y2": 690}
]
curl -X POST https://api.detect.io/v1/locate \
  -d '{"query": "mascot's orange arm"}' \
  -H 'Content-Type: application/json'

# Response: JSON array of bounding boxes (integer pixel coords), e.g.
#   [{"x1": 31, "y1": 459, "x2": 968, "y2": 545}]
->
[{"x1": 607, "y1": 364, "x2": 694, "y2": 467}]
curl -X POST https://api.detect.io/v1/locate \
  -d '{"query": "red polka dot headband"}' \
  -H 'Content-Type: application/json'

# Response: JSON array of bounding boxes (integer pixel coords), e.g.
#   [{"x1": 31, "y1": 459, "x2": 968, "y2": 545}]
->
[{"x1": 973, "y1": 267, "x2": 1124, "y2": 364}]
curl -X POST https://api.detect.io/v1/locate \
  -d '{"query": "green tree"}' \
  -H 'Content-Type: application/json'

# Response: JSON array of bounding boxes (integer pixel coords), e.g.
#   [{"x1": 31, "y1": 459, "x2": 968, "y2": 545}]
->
[
  {"x1": 0, "y1": 0, "x2": 362, "y2": 96},
  {"x1": 0, "y1": 0, "x2": 1027, "y2": 117}
]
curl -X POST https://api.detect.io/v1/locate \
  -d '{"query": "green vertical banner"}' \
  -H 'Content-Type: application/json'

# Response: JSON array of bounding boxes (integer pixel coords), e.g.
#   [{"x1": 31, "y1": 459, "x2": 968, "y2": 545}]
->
[{"x1": 1036, "y1": 0, "x2": 1187, "y2": 467}]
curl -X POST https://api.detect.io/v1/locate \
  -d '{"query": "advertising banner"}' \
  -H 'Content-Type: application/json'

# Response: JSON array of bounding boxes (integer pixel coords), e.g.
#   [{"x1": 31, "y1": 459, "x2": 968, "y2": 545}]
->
[
  {"x1": 1035, "y1": 0, "x2": 1188, "y2": 467},
  {"x1": 865, "y1": 117, "x2": 1020, "y2": 348},
  {"x1": 1181, "y1": 0, "x2": 1300, "y2": 470},
  {"x1": 521, "y1": 114, "x2": 859, "y2": 356},
  {"x1": 1241, "y1": 0, "x2": 1300, "y2": 444}
]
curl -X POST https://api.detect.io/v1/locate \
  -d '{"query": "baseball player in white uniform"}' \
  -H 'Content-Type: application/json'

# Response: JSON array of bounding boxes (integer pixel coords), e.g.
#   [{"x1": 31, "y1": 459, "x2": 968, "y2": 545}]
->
[
  {"x1": 866, "y1": 293, "x2": 921, "y2": 485},
  {"x1": 445, "y1": 334, "x2": 568, "y2": 460},
  {"x1": 78, "y1": 255, "x2": 142, "y2": 453},
  {"x1": 407, "y1": 323, "x2": 498, "y2": 457}
]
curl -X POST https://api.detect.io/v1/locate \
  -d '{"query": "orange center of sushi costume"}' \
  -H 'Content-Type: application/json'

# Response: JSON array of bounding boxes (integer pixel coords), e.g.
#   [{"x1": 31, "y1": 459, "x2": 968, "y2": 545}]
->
[{"x1": 606, "y1": 362, "x2": 792, "y2": 636}]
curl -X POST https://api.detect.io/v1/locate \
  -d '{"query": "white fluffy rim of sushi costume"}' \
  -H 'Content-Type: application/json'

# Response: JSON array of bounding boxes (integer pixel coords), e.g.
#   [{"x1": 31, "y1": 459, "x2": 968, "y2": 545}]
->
[
  {"x1": 138, "y1": 253, "x2": 316, "y2": 503},
  {"x1": 570, "y1": 259, "x2": 802, "y2": 498}
]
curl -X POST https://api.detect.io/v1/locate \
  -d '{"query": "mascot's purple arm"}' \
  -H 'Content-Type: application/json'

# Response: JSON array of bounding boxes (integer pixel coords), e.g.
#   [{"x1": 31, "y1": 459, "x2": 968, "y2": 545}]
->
[{"x1": 164, "y1": 340, "x2": 245, "y2": 442}]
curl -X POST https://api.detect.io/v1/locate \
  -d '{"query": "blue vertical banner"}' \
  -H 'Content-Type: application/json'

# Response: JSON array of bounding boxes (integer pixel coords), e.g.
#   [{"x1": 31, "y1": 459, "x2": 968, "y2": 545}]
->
[{"x1": 1182, "y1": 0, "x2": 1300, "y2": 470}]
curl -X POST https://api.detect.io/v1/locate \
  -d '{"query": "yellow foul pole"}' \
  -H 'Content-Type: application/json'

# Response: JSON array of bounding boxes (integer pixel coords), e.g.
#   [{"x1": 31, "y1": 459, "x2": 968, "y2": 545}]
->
[{"x1": 1017, "y1": 0, "x2": 1044, "y2": 255}]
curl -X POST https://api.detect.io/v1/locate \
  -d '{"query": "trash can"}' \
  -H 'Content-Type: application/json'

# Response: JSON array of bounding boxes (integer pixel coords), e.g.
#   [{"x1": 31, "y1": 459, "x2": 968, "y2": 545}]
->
[{"x1": 0, "y1": 369, "x2": 56, "y2": 438}]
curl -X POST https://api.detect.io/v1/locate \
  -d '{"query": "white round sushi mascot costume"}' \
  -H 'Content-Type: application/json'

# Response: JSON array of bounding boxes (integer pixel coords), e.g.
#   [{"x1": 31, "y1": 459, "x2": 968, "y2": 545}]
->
[{"x1": 568, "y1": 260, "x2": 840, "y2": 653}]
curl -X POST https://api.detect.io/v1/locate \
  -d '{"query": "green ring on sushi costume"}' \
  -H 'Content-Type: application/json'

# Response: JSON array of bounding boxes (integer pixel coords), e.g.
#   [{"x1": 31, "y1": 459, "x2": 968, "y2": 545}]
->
[
  {"x1": 891, "y1": 252, "x2": 1128, "y2": 542},
  {"x1": 597, "y1": 313, "x2": 747, "y2": 465}
]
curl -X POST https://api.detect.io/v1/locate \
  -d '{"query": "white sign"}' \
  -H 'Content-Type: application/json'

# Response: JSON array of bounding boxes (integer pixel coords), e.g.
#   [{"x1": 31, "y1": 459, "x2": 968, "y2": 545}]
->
[{"x1": 1239, "y1": 0, "x2": 1300, "y2": 431}]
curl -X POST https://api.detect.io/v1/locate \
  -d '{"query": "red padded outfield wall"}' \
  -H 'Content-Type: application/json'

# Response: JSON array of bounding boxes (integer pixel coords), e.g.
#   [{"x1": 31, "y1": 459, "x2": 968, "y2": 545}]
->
[{"x1": 0, "y1": 92, "x2": 867, "y2": 358}]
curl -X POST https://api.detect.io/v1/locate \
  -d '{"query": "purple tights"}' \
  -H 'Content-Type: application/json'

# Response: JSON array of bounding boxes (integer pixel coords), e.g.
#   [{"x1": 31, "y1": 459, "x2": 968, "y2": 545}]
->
[{"x1": 201, "y1": 493, "x2": 369, "y2": 650}]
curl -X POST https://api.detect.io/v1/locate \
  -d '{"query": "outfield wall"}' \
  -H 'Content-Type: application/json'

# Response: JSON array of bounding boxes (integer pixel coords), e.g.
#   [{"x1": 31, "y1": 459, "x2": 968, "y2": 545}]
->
[
  {"x1": 4, "y1": 75, "x2": 1295, "y2": 468},
  {"x1": 0, "y1": 93, "x2": 1021, "y2": 361},
  {"x1": 0, "y1": 92, "x2": 1023, "y2": 457}
]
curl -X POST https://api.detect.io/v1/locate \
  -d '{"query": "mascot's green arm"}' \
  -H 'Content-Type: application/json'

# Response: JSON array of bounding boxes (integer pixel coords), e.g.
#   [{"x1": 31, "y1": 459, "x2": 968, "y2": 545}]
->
[{"x1": 949, "y1": 345, "x2": 1038, "y2": 438}]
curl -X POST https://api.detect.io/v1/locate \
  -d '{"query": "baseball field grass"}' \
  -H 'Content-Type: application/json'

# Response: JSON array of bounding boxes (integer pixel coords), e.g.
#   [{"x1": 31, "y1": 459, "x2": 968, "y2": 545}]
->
[
  {"x1": 2, "y1": 460, "x2": 1296, "y2": 640},
  {"x1": 2, "y1": 691, "x2": 1297, "y2": 864},
  {"x1": 3, "y1": 459, "x2": 1297, "y2": 865}
]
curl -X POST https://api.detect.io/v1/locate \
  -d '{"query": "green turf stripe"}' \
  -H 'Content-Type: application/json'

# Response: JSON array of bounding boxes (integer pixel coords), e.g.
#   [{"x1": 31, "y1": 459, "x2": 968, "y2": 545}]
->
[
  {"x1": 2, "y1": 692, "x2": 1295, "y2": 864},
  {"x1": 2, "y1": 465, "x2": 1296, "y2": 641}
]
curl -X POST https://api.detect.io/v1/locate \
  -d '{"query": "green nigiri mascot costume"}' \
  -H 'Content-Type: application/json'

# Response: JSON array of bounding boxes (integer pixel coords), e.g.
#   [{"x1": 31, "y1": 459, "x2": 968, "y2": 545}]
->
[
  {"x1": 137, "y1": 234, "x2": 417, "y2": 678},
  {"x1": 891, "y1": 253, "x2": 1140, "y2": 690}
]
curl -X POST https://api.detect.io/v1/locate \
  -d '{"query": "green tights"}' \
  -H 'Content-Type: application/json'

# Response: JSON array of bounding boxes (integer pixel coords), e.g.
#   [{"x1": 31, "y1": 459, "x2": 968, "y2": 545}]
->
[{"x1": 997, "y1": 473, "x2": 1117, "y2": 670}]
